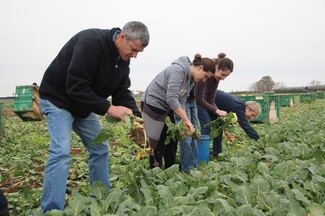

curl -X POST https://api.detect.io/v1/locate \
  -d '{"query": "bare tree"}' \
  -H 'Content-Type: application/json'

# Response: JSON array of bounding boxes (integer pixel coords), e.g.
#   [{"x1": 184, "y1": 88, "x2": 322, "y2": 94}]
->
[
  {"x1": 273, "y1": 82, "x2": 286, "y2": 89},
  {"x1": 249, "y1": 76, "x2": 275, "y2": 92},
  {"x1": 248, "y1": 82, "x2": 258, "y2": 92},
  {"x1": 309, "y1": 80, "x2": 322, "y2": 87}
]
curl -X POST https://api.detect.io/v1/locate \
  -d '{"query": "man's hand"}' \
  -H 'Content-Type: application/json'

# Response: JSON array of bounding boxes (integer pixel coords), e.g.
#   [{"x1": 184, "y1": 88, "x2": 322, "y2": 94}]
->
[{"x1": 107, "y1": 105, "x2": 132, "y2": 120}]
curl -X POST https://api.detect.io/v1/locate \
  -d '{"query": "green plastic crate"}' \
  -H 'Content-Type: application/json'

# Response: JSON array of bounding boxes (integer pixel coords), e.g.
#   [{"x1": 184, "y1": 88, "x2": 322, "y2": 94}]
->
[
  {"x1": 263, "y1": 91, "x2": 274, "y2": 96},
  {"x1": 300, "y1": 93, "x2": 316, "y2": 103},
  {"x1": 315, "y1": 92, "x2": 325, "y2": 99},
  {"x1": 292, "y1": 93, "x2": 301, "y2": 105},
  {"x1": 238, "y1": 95, "x2": 256, "y2": 101},
  {"x1": 13, "y1": 85, "x2": 43, "y2": 121},
  {"x1": 276, "y1": 94, "x2": 294, "y2": 107}
]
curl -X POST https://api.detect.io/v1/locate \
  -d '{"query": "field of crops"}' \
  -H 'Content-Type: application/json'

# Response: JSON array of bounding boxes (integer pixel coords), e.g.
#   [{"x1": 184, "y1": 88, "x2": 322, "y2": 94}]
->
[{"x1": 0, "y1": 100, "x2": 325, "y2": 215}]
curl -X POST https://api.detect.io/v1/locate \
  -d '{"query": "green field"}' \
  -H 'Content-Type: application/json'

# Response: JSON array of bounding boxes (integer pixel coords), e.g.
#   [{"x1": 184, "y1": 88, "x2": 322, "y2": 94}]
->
[{"x1": 0, "y1": 100, "x2": 324, "y2": 215}]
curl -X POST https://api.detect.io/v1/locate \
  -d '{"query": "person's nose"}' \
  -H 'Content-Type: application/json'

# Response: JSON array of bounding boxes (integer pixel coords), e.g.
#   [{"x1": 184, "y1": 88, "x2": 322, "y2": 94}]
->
[{"x1": 132, "y1": 51, "x2": 138, "y2": 58}]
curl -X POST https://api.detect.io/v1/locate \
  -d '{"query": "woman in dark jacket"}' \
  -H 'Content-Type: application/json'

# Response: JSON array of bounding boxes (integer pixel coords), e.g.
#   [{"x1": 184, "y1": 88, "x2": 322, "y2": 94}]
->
[{"x1": 196, "y1": 53, "x2": 234, "y2": 154}]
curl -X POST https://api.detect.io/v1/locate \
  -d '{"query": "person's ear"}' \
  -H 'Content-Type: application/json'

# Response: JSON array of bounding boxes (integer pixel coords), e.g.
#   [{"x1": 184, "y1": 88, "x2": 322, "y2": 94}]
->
[{"x1": 119, "y1": 32, "x2": 127, "y2": 40}]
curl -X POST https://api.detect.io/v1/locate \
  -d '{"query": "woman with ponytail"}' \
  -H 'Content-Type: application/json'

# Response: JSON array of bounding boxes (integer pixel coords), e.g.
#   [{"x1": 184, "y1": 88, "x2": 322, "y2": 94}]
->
[
  {"x1": 196, "y1": 52, "x2": 234, "y2": 156},
  {"x1": 142, "y1": 54, "x2": 215, "y2": 168}
]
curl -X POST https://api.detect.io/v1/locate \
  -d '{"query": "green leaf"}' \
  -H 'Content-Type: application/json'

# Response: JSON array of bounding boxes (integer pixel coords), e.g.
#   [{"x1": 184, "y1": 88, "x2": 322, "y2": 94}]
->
[
  {"x1": 165, "y1": 164, "x2": 179, "y2": 177},
  {"x1": 192, "y1": 186, "x2": 208, "y2": 199},
  {"x1": 256, "y1": 162, "x2": 269, "y2": 175},
  {"x1": 307, "y1": 202, "x2": 325, "y2": 216},
  {"x1": 101, "y1": 189, "x2": 123, "y2": 213},
  {"x1": 157, "y1": 185, "x2": 173, "y2": 206},
  {"x1": 287, "y1": 198, "x2": 307, "y2": 216},
  {"x1": 272, "y1": 160, "x2": 296, "y2": 179},
  {"x1": 116, "y1": 198, "x2": 141, "y2": 215},
  {"x1": 250, "y1": 175, "x2": 270, "y2": 195},
  {"x1": 89, "y1": 200, "x2": 101, "y2": 216},
  {"x1": 291, "y1": 188, "x2": 311, "y2": 205},
  {"x1": 65, "y1": 190, "x2": 89, "y2": 216},
  {"x1": 124, "y1": 115, "x2": 132, "y2": 129},
  {"x1": 90, "y1": 181, "x2": 107, "y2": 199},
  {"x1": 256, "y1": 191, "x2": 280, "y2": 211},
  {"x1": 136, "y1": 206, "x2": 158, "y2": 216},
  {"x1": 140, "y1": 179, "x2": 153, "y2": 206},
  {"x1": 44, "y1": 209, "x2": 65, "y2": 216},
  {"x1": 166, "y1": 206, "x2": 184, "y2": 215},
  {"x1": 211, "y1": 198, "x2": 235, "y2": 215},
  {"x1": 235, "y1": 185, "x2": 253, "y2": 205},
  {"x1": 237, "y1": 204, "x2": 254, "y2": 216},
  {"x1": 92, "y1": 130, "x2": 110, "y2": 144},
  {"x1": 105, "y1": 115, "x2": 119, "y2": 123}
]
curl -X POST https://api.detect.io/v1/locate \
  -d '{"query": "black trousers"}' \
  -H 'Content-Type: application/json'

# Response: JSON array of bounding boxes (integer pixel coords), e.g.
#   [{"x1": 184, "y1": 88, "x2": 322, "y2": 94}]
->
[
  {"x1": 140, "y1": 102, "x2": 178, "y2": 169},
  {"x1": 149, "y1": 112, "x2": 178, "y2": 169},
  {"x1": 0, "y1": 189, "x2": 9, "y2": 216}
]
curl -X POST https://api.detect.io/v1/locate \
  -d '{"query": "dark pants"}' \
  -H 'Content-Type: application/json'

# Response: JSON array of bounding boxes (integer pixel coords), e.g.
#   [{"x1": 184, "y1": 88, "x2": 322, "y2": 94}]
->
[
  {"x1": 213, "y1": 131, "x2": 223, "y2": 156},
  {"x1": 0, "y1": 189, "x2": 9, "y2": 216},
  {"x1": 141, "y1": 102, "x2": 178, "y2": 169},
  {"x1": 197, "y1": 104, "x2": 223, "y2": 156},
  {"x1": 149, "y1": 112, "x2": 178, "y2": 169}
]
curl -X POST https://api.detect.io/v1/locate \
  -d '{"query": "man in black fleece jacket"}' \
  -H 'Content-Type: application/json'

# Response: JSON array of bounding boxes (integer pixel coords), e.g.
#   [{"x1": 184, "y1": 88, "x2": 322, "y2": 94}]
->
[
  {"x1": 39, "y1": 21, "x2": 149, "y2": 212},
  {"x1": 213, "y1": 90, "x2": 260, "y2": 155}
]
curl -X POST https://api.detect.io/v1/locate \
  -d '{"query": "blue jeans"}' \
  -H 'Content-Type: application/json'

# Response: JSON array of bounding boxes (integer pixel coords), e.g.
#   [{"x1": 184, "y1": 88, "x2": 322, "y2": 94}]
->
[
  {"x1": 197, "y1": 104, "x2": 212, "y2": 136},
  {"x1": 175, "y1": 101, "x2": 199, "y2": 171},
  {"x1": 197, "y1": 104, "x2": 222, "y2": 155},
  {"x1": 40, "y1": 99, "x2": 110, "y2": 211}
]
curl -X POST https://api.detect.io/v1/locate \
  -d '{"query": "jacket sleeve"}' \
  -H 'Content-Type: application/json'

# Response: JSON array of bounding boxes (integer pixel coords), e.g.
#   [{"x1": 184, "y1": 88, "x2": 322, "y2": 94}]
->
[
  {"x1": 236, "y1": 107, "x2": 260, "y2": 140},
  {"x1": 66, "y1": 42, "x2": 110, "y2": 115},
  {"x1": 195, "y1": 81, "x2": 218, "y2": 114},
  {"x1": 166, "y1": 69, "x2": 184, "y2": 111},
  {"x1": 112, "y1": 73, "x2": 142, "y2": 117}
]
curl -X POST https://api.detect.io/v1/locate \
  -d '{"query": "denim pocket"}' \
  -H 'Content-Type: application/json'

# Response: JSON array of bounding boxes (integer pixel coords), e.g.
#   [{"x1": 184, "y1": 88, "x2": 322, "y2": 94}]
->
[{"x1": 40, "y1": 99, "x2": 49, "y2": 116}]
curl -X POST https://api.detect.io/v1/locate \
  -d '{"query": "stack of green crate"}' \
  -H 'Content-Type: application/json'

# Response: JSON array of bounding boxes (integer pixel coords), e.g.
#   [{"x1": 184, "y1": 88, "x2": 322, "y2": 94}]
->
[
  {"x1": 315, "y1": 92, "x2": 325, "y2": 99},
  {"x1": 13, "y1": 85, "x2": 43, "y2": 121},
  {"x1": 300, "y1": 93, "x2": 316, "y2": 103}
]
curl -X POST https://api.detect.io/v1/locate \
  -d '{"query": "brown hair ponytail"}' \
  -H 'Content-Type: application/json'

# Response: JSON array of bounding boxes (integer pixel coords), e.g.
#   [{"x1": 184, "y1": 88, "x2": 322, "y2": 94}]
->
[
  {"x1": 214, "y1": 52, "x2": 234, "y2": 72},
  {"x1": 192, "y1": 53, "x2": 216, "y2": 73}
]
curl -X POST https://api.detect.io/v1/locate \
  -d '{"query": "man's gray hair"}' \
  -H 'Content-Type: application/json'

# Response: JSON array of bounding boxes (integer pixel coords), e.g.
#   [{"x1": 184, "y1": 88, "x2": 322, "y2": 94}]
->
[
  {"x1": 122, "y1": 21, "x2": 150, "y2": 47},
  {"x1": 245, "y1": 101, "x2": 261, "y2": 115}
]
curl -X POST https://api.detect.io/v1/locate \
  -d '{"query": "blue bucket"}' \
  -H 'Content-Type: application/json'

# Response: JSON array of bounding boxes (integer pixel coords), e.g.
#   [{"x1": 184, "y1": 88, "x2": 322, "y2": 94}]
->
[{"x1": 197, "y1": 135, "x2": 211, "y2": 163}]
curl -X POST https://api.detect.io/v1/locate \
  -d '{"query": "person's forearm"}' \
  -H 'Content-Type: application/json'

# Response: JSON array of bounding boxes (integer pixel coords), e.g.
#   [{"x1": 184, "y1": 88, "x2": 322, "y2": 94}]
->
[{"x1": 174, "y1": 106, "x2": 189, "y2": 122}]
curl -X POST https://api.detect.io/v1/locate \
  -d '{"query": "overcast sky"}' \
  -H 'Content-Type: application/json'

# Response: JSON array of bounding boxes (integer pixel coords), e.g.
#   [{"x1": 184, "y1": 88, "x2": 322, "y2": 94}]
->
[{"x1": 0, "y1": 0, "x2": 324, "y2": 97}]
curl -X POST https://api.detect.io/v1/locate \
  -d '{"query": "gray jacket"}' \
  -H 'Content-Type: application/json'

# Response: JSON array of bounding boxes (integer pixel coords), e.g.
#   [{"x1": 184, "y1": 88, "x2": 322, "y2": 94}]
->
[{"x1": 142, "y1": 56, "x2": 194, "y2": 112}]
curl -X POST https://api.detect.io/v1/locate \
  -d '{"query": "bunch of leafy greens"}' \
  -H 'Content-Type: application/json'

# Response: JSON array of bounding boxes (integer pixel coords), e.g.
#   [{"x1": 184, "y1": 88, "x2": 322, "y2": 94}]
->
[
  {"x1": 92, "y1": 115, "x2": 150, "y2": 160},
  {"x1": 207, "y1": 112, "x2": 238, "y2": 139},
  {"x1": 164, "y1": 116, "x2": 200, "y2": 145}
]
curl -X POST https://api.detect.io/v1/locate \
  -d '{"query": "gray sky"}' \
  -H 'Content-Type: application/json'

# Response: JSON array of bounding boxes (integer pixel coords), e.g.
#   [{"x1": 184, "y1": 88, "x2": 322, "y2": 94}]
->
[{"x1": 1, "y1": 0, "x2": 324, "y2": 97}]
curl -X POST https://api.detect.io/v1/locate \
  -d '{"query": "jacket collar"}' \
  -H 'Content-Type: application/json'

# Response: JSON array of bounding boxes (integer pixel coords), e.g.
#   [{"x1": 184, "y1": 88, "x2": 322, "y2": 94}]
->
[{"x1": 107, "y1": 27, "x2": 122, "y2": 62}]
